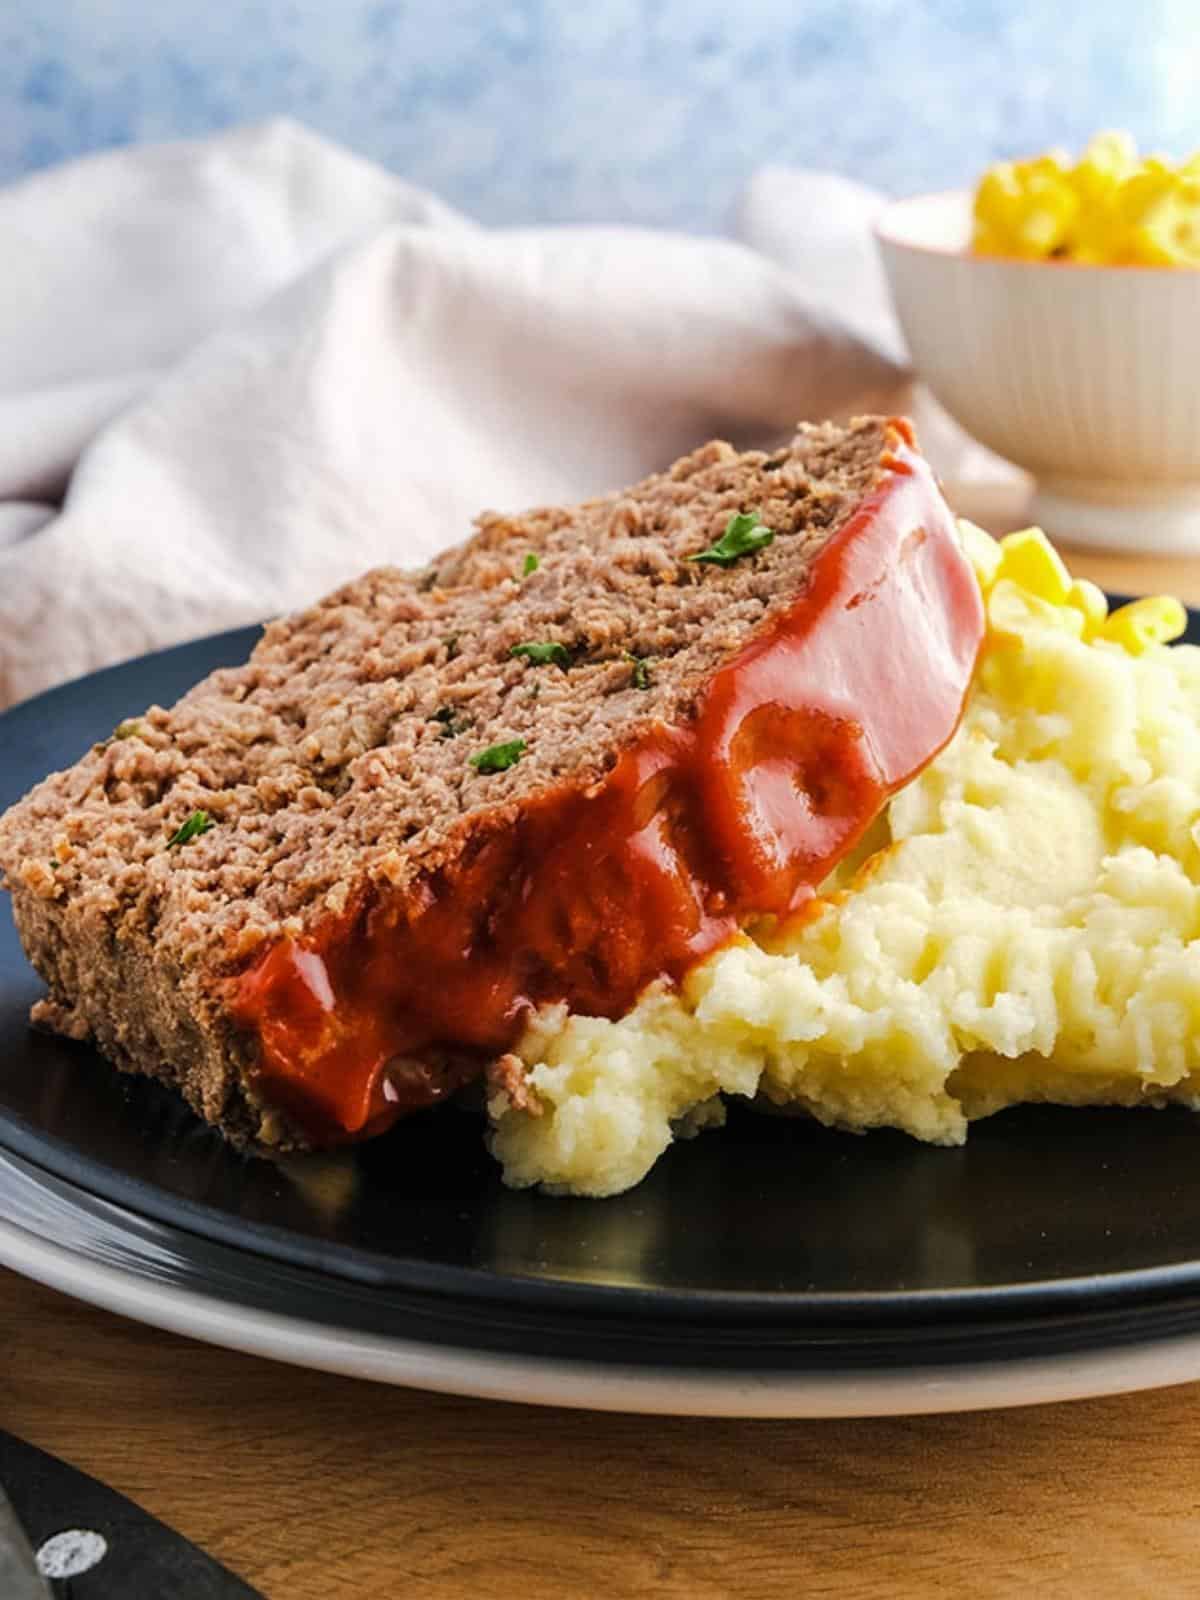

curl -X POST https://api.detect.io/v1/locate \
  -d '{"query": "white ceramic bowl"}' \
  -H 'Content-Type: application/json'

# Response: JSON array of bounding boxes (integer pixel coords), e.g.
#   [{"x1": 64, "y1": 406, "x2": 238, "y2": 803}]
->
[{"x1": 876, "y1": 190, "x2": 1200, "y2": 554}]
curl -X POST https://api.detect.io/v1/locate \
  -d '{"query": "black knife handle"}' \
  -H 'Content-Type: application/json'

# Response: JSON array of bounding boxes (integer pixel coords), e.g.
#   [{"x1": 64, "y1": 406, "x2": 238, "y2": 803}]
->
[{"x1": 0, "y1": 1431, "x2": 263, "y2": 1600}]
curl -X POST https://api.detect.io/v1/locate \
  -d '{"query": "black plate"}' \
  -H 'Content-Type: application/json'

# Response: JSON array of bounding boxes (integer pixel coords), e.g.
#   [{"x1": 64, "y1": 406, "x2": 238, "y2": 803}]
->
[{"x1": 5, "y1": 613, "x2": 1200, "y2": 1365}]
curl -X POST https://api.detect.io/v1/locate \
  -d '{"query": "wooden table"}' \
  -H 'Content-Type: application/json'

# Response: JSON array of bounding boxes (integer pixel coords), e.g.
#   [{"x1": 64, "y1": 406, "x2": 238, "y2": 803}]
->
[
  {"x1": 5, "y1": 506, "x2": 1200, "y2": 1599},
  {"x1": 4, "y1": 1270, "x2": 1200, "y2": 1599}
]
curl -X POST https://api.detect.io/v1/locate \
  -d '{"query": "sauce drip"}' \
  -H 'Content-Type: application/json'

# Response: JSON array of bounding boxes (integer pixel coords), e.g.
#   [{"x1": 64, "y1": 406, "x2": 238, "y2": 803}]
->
[{"x1": 230, "y1": 430, "x2": 984, "y2": 1144}]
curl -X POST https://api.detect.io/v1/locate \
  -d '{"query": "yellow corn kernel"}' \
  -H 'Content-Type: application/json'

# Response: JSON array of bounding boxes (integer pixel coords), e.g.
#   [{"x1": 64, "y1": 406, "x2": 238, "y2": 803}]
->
[
  {"x1": 1027, "y1": 150, "x2": 1072, "y2": 178},
  {"x1": 1077, "y1": 130, "x2": 1138, "y2": 186},
  {"x1": 974, "y1": 164, "x2": 1020, "y2": 223},
  {"x1": 1015, "y1": 185, "x2": 1078, "y2": 259},
  {"x1": 1101, "y1": 596, "x2": 1188, "y2": 655},
  {"x1": 1068, "y1": 211, "x2": 1129, "y2": 265},
  {"x1": 995, "y1": 527, "x2": 1073, "y2": 604},
  {"x1": 971, "y1": 224, "x2": 1008, "y2": 256},
  {"x1": 987, "y1": 578, "x2": 1086, "y2": 643},
  {"x1": 972, "y1": 160, "x2": 1078, "y2": 259},
  {"x1": 1141, "y1": 154, "x2": 1175, "y2": 181},
  {"x1": 956, "y1": 518, "x2": 1002, "y2": 590},
  {"x1": 1065, "y1": 579, "x2": 1109, "y2": 638},
  {"x1": 1127, "y1": 179, "x2": 1200, "y2": 267},
  {"x1": 1117, "y1": 163, "x2": 1177, "y2": 225}
]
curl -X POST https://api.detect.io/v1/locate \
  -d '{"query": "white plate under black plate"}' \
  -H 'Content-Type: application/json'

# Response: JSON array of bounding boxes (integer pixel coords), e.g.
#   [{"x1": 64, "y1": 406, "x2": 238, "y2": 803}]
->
[{"x1": 5, "y1": 614, "x2": 1200, "y2": 1417}]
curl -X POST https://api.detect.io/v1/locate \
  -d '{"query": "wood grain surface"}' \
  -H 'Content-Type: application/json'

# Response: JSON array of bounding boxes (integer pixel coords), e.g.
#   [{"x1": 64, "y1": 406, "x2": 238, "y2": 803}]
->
[
  {"x1": 4, "y1": 1271, "x2": 1200, "y2": 1599},
  {"x1": 5, "y1": 510, "x2": 1200, "y2": 1599}
]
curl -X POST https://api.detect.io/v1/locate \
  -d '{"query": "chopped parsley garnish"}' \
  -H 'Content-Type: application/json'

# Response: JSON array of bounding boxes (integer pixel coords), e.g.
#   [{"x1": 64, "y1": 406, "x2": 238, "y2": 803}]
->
[
  {"x1": 623, "y1": 652, "x2": 652, "y2": 690},
  {"x1": 443, "y1": 633, "x2": 461, "y2": 659},
  {"x1": 431, "y1": 705, "x2": 469, "y2": 739},
  {"x1": 688, "y1": 510, "x2": 774, "y2": 567},
  {"x1": 114, "y1": 719, "x2": 142, "y2": 740},
  {"x1": 471, "y1": 739, "x2": 527, "y2": 774},
  {"x1": 510, "y1": 640, "x2": 570, "y2": 669},
  {"x1": 167, "y1": 809, "x2": 215, "y2": 849},
  {"x1": 522, "y1": 552, "x2": 540, "y2": 577}
]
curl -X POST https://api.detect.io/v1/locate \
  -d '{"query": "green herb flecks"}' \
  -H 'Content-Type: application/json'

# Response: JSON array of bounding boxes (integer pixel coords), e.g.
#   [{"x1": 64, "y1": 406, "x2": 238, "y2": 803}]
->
[
  {"x1": 623, "y1": 652, "x2": 652, "y2": 690},
  {"x1": 95, "y1": 716, "x2": 143, "y2": 753},
  {"x1": 431, "y1": 706, "x2": 469, "y2": 739},
  {"x1": 167, "y1": 809, "x2": 215, "y2": 849},
  {"x1": 510, "y1": 640, "x2": 570, "y2": 670},
  {"x1": 522, "y1": 552, "x2": 540, "y2": 577},
  {"x1": 688, "y1": 510, "x2": 775, "y2": 568},
  {"x1": 471, "y1": 739, "x2": 527, "y2": 774}
]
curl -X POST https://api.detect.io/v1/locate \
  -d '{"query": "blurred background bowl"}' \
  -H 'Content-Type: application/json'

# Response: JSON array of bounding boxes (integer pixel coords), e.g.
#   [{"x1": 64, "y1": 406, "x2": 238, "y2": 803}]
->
[{"x1": 877, "y1": 190, "x2": 1200, "y2": 554}]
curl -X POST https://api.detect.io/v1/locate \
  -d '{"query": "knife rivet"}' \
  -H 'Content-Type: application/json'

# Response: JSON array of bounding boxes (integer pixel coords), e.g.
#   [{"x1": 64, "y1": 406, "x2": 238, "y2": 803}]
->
[{"x1": 36, "y1": 1528, "x2": 108, "y2": 1579}]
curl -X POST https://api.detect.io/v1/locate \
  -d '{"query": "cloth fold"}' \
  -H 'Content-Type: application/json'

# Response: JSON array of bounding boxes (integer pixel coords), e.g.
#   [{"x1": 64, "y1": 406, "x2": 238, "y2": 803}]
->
[{"x1": 0, "y1": 118, "x2": 1006, "y2": 709}]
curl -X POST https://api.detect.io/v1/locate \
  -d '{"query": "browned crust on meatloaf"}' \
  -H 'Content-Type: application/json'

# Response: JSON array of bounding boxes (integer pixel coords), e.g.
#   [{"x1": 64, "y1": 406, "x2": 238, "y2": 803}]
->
[{"x1": 0, "y1": 418, "x2": 896, "y2": 1146}]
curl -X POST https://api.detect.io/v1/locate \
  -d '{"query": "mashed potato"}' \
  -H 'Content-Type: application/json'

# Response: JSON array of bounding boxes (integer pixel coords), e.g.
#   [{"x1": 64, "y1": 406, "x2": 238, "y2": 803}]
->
[{"x1": 489, "y1": 527, "x2": 1200, "y2": 1196}]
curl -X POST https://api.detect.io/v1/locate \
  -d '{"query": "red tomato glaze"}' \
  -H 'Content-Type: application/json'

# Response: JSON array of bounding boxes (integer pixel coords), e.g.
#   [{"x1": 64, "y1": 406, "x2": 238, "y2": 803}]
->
[{"x1": 229, "y1": 426, "x2": 984, "y2": 1144}]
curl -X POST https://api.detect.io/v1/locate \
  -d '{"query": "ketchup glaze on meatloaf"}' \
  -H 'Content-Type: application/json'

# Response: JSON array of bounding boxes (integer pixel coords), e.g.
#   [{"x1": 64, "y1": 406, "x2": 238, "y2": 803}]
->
[{"x1": 0, "y1": 419, "x2": 984, "y2": 1150}]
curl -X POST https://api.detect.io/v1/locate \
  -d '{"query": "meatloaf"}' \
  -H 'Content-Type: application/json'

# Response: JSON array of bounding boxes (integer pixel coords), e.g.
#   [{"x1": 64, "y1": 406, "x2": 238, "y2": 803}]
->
[{"x1": 0, "y1": 417, "x2": 984, "y2": 1151}]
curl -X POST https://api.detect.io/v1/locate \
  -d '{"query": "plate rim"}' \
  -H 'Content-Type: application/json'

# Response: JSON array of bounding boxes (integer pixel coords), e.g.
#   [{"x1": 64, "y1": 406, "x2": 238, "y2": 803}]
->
[
  {"x1": 10, "y1": 1100, "x2": 1200, "y2": 1330},
  {"x1": 7, "y1": 1194, "x2": 1200, "y2": 1419}
]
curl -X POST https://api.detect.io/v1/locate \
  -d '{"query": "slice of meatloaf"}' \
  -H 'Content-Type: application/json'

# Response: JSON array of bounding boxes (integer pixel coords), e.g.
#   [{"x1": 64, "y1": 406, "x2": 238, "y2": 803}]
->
[{"x1": 0, "y1": 417, "x2": 984, "y2": 1150}]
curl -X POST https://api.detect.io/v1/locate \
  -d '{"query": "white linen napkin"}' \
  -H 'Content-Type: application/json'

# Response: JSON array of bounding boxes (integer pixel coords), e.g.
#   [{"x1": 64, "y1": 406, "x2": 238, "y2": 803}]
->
[{"x1": 0, "y1": 119, "x2": 1008, "y2": 710}]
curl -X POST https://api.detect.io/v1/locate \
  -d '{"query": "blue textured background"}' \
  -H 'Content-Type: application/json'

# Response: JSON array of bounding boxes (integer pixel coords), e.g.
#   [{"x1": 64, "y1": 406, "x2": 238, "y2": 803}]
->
[{"x1": 3, "y1": 0, "x2": 1198, "y2": 229}]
